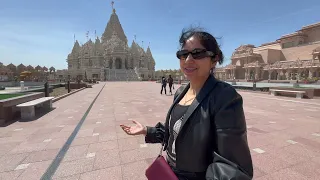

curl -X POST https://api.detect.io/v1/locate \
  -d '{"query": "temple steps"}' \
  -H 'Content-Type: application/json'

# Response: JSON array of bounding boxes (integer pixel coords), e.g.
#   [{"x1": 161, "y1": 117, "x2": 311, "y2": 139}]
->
[{"x1": 105, "y1": 69, "x2": 140, "y2": 81}]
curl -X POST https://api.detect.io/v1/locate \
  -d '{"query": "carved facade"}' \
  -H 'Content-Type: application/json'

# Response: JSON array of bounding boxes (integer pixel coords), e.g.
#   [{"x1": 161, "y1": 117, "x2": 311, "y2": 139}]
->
[
  {"x1": 0, "y1": 63, "x2": 54, "y2": 82},
  {"x1": 155, "y1": 69, "x2": 185, "y2": 81},
  {"x1": 215, "y1": 22, "x2": 320, "y2": 81},
  {"x1": 66, "y1": 8, "x2": 156, "y2": 81},
  {"x1": 0, "y1": 62, "x2": 13, "y2": 81}
]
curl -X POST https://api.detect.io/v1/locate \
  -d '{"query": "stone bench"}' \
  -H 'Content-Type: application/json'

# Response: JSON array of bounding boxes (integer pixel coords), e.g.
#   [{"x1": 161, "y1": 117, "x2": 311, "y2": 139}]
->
[
  {"x1": 269, "y1": 89, "x2": 306, "y2": 99},
  {"x1": 17, "y1": 97, "x2": 54, "y2": 120}
]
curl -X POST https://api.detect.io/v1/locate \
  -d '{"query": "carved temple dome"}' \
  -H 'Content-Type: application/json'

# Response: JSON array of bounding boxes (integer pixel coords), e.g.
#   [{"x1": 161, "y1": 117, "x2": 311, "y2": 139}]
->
[
  {"x1": 101, "y1": 9, "x2": 127, "y2": 44},
  {"x1": 233, "y1": 44, "x2": 255, "y2": 54}
]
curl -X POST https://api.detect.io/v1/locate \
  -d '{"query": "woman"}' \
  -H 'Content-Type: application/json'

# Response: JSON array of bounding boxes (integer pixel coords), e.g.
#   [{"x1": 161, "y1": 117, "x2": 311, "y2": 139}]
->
[{"x1": 120, "y1": 28, "x2": 253, "y2": 180}]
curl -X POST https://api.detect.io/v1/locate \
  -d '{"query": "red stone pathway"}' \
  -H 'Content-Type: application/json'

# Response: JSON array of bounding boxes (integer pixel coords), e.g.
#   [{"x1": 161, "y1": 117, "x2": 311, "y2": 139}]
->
[{"x1": 0, "y1": 82, "x2": 320, "y2": 179}]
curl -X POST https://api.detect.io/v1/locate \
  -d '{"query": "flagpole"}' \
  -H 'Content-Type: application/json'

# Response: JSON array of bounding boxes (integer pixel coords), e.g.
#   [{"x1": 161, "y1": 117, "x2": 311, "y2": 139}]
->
[{"x1": 86, "y1": 31, "x2": 89, "y2": 42}]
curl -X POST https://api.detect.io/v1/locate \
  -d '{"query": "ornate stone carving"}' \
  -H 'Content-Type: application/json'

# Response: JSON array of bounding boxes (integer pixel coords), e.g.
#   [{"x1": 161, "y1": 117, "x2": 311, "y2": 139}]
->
[
  {"x1": 244, "y1": 61, "x2": 265, "y2": 68},
  {"x1": 104, "y1": 31, "x2": 126, "y2": 54},
  {"x1": 312, "y1": 46, "x2": 320, "y2": 55},
  {"x1": 271, "y1": 61, "x2": 282, "y2": 68},
  {"x1": 65, "y1": 7, "x2": 156, "y2": 81},
  {"x1": 224, "y1": 64, "x2": 237, "y2": 70},
  {"x1": 295, "y1": 58, "x2": 303, "y2": 68},
  {"x1": 77, "y1": 60, "x2": 81, "y2": 69}
]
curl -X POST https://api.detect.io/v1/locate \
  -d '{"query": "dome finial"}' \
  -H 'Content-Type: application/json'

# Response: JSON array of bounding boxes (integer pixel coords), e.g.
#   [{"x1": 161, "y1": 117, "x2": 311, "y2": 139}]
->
[{"x1": 111, "y1": 1, "x2": 116, "y2": 13}]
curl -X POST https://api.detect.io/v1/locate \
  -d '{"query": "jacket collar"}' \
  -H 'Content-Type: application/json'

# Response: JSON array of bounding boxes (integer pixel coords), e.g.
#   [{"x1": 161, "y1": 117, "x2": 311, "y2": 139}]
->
[{"x1": 165, "y1": 75, "x2": 219, "y2": 141}]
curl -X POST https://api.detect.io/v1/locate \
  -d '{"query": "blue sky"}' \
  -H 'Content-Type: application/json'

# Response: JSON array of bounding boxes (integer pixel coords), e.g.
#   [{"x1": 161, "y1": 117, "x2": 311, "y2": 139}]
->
[{"x1": 0, "y1": 0, "x2": 320, "y2": 70}]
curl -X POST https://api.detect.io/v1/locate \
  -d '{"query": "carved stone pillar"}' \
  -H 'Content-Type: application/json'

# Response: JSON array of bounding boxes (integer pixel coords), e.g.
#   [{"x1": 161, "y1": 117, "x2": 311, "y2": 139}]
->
[
  {"x1": 232, "y1": 69, "x2": 235, "y2": 79},
  {"x1": 268, "y1": 71, "x2": 272, "y2": 80},
  {"x1": 316, "y1": 70, "x2": 319, "y2": 78},
  {"x1": 248, "y1": 69, "x2": 252, "y2": 80},
  {"x1": 260, "y1": 70, "x2": 265, "y2": 80},
  {"x1": 285, "y1": 70, "x2": 291, "y2": 80},
  {"x1": 244, "y1": 69, "x2": 248, "y2": 80},
  {"x1": 122, "y1": 58, "x2": 126, "y2": 69},
  {"x1": 112, "y1": 57, "x2": 116, "y2": 69},
  {"x1": 296, "y1": 69, "x2": 302, "y2": 81},
  {"x1": 276, "y1": 70, "x2": 281, "y2": 80},
  {"x1": 255, "y1": 67, "x2": 260, "y2": 80}
]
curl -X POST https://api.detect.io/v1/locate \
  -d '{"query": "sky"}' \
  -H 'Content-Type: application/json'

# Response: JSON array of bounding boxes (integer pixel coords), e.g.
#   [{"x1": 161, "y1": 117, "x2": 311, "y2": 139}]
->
[{"x1": 0, "y1": 0, "x2": 320, "y2": 70}]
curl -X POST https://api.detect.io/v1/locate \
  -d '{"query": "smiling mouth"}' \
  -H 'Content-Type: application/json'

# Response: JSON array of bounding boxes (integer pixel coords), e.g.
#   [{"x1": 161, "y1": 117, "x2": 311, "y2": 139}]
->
[{"x1": 184, "y1": 67, "x2": 197, "y2": 73}]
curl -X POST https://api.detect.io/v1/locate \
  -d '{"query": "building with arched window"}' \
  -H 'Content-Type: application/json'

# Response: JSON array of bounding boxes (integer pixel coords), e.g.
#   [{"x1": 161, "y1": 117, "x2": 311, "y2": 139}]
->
[{"x1": 215, "y1": 22, "x2": 320, "y2": 82}]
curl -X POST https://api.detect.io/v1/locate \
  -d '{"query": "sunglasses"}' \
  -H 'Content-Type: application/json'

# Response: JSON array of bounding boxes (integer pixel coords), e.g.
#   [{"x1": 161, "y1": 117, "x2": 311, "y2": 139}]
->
[{"x1": 176, "y1": 48, "x2": 215, "y2": 60}]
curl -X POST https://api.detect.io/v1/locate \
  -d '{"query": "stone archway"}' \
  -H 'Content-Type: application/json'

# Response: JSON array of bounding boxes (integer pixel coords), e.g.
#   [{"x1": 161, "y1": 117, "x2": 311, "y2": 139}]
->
[
  {"x1": 130, "y1": 58, "x2": 134, "y2": 69},
  {"x1": 125, "y1": 58, "x2": 128, "y2": 69},
  {"x1": 115, "y1": 58, "x2": 122, "y2": 69}
]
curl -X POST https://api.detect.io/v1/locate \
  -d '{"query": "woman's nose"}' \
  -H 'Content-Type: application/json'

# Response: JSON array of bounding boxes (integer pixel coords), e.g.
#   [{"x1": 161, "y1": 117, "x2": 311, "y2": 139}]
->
[{"x1": 185, "y1": 54, "x2": 194, "y2": 62}]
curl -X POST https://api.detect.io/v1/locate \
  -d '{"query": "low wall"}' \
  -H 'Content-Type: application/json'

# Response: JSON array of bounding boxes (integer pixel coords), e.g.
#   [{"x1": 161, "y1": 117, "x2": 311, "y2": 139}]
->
[
  {"x1": 52, "y1": 87, "x2": 86, "y2": 103},
  {"x1": 0, "y1": 92, "x2": 44, "y2": 125},
  {"x1": 226, "y1": 81, "x2": 320, "y2": 89},
  {"x1": 65, "y1": 83, "x2": 88, "y2": 89},
  {"x1": 0, "y1": 81, "x2": 64, "y2": 87}
]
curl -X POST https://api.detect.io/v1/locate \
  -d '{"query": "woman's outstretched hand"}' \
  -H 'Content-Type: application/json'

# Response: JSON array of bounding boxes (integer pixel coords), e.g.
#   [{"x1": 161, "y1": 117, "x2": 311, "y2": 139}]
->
[{"x1": 120, "y1": 120, "x2": 147, "y2": 135}]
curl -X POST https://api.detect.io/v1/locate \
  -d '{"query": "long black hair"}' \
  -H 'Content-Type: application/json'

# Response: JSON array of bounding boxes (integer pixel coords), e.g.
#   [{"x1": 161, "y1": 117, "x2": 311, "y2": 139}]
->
[{"x1": 179, "y1": 27, "x2": 224, "y2": 65}]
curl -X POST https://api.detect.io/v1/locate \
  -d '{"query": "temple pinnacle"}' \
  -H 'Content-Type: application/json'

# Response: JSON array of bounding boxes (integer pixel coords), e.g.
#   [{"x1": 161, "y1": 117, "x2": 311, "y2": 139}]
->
[{"x1": 111, "y1": 1, "x2": 116, "y2": 13}]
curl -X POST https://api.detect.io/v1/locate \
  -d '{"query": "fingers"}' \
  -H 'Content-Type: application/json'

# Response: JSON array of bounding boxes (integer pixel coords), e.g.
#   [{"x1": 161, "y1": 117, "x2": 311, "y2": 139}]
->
[
  {"x1": 132, "y1": 120, "x2": 140, "y2": 125},
  {"x1": 120, "y1": 125, "x2": 133, "y2": 135},
  {"x1": 120, "y1": 124, "x2": 129, "y2": 129},
  {"x1": 123, "y1": 128, "x2": 131, "y2": 135},
  {"x1": 120, "y1": 125, "x2": 130, "y2": 131}
]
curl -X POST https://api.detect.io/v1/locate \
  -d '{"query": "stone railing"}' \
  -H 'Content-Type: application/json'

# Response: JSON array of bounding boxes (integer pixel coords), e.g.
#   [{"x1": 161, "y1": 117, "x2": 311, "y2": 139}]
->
[
  {"x1": 244, "y1": 61, "x2": 266, "y2": 68},
  {"x1": 263, "y1": 59, "x2": 320, "y2": 70}
]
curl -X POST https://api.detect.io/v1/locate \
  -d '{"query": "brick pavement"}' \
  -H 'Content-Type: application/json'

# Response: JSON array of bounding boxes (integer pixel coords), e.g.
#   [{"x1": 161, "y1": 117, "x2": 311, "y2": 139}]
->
[{"x1": 0, "y1": 82, "x2": 320, "y2": 180}]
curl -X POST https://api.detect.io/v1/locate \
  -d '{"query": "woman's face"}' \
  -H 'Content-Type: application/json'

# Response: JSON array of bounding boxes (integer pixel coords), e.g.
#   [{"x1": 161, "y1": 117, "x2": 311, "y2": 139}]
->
[{"x1": 179, "y1": 36, "x2": 214, "y2": 81}]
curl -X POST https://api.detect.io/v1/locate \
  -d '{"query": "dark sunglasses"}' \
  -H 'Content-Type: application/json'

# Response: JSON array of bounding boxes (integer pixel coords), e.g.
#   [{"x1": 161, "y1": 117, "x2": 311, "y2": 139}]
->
[{"x1": 176, "y1": 48, "x2": 215, "y2": 60}]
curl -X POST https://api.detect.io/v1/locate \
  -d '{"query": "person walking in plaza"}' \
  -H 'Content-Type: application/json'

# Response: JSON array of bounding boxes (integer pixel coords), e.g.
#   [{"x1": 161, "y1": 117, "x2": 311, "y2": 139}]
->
[
  {"x1": 160, "y1": 76, "x2": 167, "y2": 95},
  {"x1": 120, "y1": 27, "x2": 253, "y2": 180},
  {"x1": 168, "y1": 75, "x2": 174, "y2": 95}
]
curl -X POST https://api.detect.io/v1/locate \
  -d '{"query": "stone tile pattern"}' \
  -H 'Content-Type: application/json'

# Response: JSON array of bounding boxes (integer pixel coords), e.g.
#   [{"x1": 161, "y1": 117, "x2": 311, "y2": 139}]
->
[{"x1": 0, "y1": 82, "x2": 320, "y2": 179}]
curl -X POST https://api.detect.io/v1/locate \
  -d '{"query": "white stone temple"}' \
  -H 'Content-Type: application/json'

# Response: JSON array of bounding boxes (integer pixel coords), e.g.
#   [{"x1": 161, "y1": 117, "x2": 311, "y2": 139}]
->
[{"x1": 66, "y1": 6, "x2": 155, "y2": 81}]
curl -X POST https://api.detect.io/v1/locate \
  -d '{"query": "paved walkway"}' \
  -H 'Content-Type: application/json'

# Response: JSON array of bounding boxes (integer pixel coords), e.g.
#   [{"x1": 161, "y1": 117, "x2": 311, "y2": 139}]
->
[{"x1": 0, "y1": 82, "x2": 320, "y2": 180}]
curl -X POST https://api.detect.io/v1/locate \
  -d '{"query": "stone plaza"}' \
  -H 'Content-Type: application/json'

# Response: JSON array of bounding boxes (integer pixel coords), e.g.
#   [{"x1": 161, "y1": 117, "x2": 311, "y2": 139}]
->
[{"x1": 0, "y1": 82, "x2": 319, "y2": 179}]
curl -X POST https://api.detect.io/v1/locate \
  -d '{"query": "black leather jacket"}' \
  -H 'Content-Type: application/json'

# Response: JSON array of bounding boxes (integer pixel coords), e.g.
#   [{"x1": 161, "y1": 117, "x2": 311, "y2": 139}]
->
[{"x1": 145, "y1": 75, "x2": 253, "y2": 180}]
